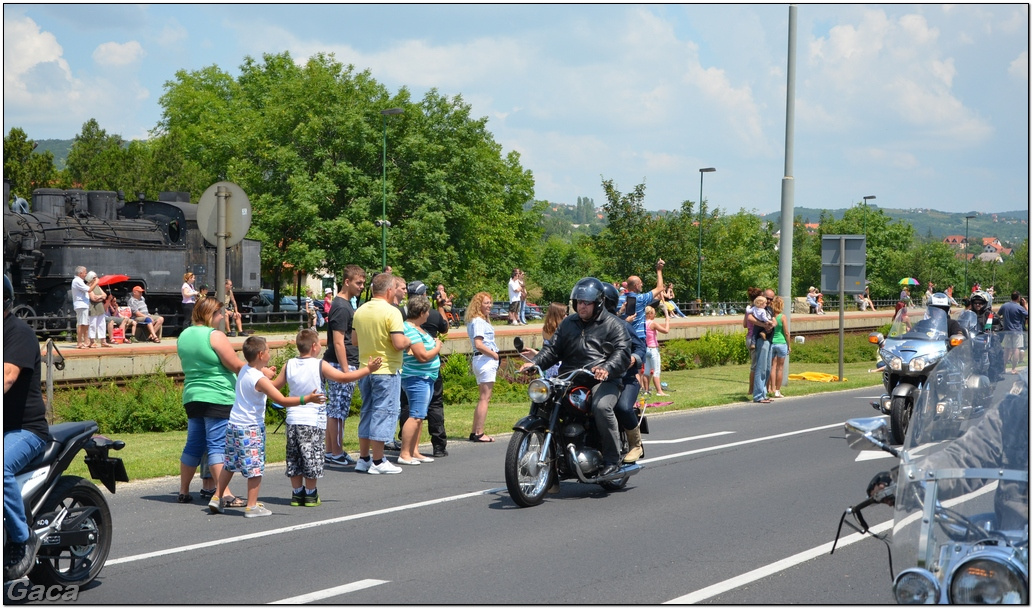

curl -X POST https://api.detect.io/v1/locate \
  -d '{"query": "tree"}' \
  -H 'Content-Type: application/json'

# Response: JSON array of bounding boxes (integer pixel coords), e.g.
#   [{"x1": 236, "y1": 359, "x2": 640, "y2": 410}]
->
[
  {"x1": 64, "y1": 119, "x2": 129, "y2": 190},
  {"x1": 3, "y1": 127, "x2": 57, "y2": 196}
]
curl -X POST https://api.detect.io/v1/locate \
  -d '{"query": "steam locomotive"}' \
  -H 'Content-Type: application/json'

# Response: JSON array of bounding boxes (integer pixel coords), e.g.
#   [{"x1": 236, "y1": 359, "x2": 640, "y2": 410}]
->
[{"x1": 3, "y1": 183, "x2": 261, "y2": 335}]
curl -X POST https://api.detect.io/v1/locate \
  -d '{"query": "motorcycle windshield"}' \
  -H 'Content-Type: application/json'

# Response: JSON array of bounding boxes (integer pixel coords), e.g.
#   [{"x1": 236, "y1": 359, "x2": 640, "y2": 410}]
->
[
  {"x1": 891, "y1": 330, "x2": 1029, "y2": 590},
  {"x1": 887, "y1": 306, "x2": 949, "y2": 341}
]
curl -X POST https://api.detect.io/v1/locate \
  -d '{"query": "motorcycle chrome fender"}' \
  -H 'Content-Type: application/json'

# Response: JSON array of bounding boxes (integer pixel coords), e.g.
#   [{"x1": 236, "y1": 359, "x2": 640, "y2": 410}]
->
[
  {"x1": 890, "y1": 381, "x2": 918, "y2": 401},
  {"x1": 512, "y1": 415, "x2": 548, "y2": 434}
]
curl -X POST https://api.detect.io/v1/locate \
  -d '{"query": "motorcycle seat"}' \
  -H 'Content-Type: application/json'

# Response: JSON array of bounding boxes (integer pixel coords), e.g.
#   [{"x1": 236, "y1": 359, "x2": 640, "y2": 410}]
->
[{"x1": 17, "y1": 421, "x2": 98, "y2": 476}]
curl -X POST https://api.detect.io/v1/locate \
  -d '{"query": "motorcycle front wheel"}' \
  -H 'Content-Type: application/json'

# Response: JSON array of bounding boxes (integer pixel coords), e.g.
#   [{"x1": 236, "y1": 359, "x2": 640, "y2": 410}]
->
[
  {"x1": 890, "y1": 395, "x2": 911, "y2": 445},
  {"x1": 505, "y1": 430, "x2": 553, "y2": 507},
  {"x1": 30, "y1": 476, "x2": 112, "y2": 588}
]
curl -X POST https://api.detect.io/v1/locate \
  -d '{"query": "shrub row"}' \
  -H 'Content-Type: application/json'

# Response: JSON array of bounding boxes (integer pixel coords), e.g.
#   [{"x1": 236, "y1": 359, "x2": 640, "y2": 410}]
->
[{"x1": 662, "y1": 330, "x2": 877, "y2": 371}]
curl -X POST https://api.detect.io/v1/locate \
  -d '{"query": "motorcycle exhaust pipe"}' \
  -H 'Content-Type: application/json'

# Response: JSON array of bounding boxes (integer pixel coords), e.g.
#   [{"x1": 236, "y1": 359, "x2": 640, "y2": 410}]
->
[{"x1": 565, "y1": 444, "x2": 642, "y2": 484}]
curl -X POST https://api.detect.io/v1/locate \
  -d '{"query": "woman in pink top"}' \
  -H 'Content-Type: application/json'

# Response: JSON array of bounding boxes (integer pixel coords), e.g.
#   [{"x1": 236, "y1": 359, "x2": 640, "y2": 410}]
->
[{"x1": 642, "y1": 305, "x2": 670, "y2": 396}]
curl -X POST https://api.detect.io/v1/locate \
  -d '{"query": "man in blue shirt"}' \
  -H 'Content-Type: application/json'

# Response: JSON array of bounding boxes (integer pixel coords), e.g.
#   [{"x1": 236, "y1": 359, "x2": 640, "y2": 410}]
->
[
  {"x1": 617, "y1": 259, "x2": 666, "y2": 339},
  {"x1": 998, "y1": 291, "x2": 1029, "y2": 374}
]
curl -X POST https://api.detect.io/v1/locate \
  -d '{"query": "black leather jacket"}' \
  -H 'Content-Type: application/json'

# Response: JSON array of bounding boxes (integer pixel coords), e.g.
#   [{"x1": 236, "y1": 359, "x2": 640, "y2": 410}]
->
[{"x1": 533, "y1": 310, "x2": 630, "y2": 381}]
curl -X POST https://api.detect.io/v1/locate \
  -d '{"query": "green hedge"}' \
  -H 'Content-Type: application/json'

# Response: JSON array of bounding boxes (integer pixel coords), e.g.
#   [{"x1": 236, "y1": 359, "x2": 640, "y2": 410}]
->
[{"x1": 662, "y1": 330, "x2": 877, "y2": 371}]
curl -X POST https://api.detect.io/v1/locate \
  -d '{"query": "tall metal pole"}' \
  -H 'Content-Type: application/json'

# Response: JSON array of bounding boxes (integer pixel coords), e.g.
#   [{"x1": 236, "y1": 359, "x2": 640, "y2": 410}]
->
[
  {"x1": 964, "y1": 214, "x2": 975, "y2": 292},
  {"x1": 697, "y1": 167, "x2": 715, "y2": 308},
  {"x1": 380, "y1": 108, "x2": 404, "y2": 271},
  {"x1": 778, "y1": 5, "x2": 798, "y2": 387}
]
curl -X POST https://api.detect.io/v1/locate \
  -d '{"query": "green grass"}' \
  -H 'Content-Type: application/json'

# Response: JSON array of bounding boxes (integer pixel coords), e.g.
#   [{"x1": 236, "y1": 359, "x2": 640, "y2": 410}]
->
[{"x1": 65, "y1": 361, "x2": 881, "y2": 482}]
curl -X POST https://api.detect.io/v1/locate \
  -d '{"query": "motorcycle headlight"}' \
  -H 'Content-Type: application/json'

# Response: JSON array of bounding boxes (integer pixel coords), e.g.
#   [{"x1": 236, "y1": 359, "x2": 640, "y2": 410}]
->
[
  {"x1": 894, "y1": 568, "x2": 940, "y2": 604},
  {"x1": 528, "y1": 379, "x2": 551, "y2": 404},
  {"x1": 909, "y1": 353, "x2": 942, "y2": 372},
  {"x1": 949, "y1": 556, "x2": 1028, "y2": 604},
  {"x1": 889, "y1": 357, "x2": 903, "y2": 371}
]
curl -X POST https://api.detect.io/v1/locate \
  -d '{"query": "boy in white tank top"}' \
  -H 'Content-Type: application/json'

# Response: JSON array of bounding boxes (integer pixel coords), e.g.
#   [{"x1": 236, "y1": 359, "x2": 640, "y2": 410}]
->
[{"x1": 271, "y1": 329, "x2": 382, "y2": 507}]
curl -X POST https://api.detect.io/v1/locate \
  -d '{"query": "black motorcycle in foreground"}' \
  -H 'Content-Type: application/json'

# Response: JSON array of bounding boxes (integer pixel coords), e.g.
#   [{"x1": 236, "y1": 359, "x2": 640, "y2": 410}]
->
[
  {"x1": 4, "y1": 421, "x2": 127, "y2": 588},
  {"x1": 832, "y1": 332, "x2": 1027, "y2": 604},
  {"x1": 504, "y1": 337, "x2": 644, "y2": 507}
]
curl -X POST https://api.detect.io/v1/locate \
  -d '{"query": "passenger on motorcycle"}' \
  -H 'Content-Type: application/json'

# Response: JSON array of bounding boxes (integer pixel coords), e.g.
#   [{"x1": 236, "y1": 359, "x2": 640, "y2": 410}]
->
[
  {"x1": 929, "y1": 292, "x2": 965, "y2": 340},
  {"x1": 520, "y1": 277, "x2": 630, "y2": 476},
  {"x1": 602, "y1": 281, "x2": 647, "y2": 463},
  {"x1": 3, "y1": 275, "x2": 50, "y2": 580},
  {"x1": 970, "y1": 290, "x2": 1006, "y2": 381}
]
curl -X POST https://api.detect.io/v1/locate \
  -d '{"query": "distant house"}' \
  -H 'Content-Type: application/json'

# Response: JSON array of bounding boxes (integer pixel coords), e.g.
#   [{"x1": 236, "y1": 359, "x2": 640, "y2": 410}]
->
[
  {"x1": 943, "y1": 235, "x2": 967, "y2": 250},
  {"x1": 982, "y1": 237, "x2": 1003, "y2": 249},
  {"x1": 977, "y1": 252, "x2": 1004, "y2": 264}
]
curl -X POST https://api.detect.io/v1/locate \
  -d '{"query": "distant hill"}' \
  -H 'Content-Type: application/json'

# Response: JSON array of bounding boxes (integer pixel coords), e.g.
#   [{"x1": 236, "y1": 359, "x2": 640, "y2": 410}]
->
[
  {"x1": 34, "y1": 139, "x2": 72, "y2": 171},
  {"x1": 761, "y1": 206, "x2": 1029, "y2": 248}
]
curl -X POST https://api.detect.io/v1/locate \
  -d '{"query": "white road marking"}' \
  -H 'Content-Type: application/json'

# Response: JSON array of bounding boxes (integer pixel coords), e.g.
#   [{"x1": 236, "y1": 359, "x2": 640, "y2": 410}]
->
[
  {"x1": 644, "y1": 431, "x2": 735, "y2": 444},
  {"x1": 638, "y1": 422, "x2": 843, "y2": 465},
  {"x1": 855, "y1": 450, "x2": 896, "y2": 461},
  {"x1": 270, "y1": 579, "x2": 388, "y2": 604},
  {"x1": 106, "y1": 487, "x2": 505, "y2": 566}
]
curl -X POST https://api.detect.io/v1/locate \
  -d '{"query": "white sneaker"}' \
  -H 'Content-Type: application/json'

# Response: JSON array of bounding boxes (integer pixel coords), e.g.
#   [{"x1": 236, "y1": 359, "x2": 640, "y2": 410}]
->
[
  {"x1": 354, "y1": 458, "x2": 371, "y2": 473},
  {"x1": 774, "y1": 391, "x2": 784, "y2": 398},
  {"x1": 244, "y1": 503, "x2": 272, "y2": 518},
  {"x1": 368, "y1": 459, "x2": 402, "y2": 475}
]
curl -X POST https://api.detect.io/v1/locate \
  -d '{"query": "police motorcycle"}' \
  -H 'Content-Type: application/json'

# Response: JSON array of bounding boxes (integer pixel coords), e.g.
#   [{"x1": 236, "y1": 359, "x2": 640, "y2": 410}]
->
[
  {"x1": 4, "y1": 422, "x2": 127, "y2": 587},
  {"x1": 869, "y1": 296, "x2": 956, "y2": 444},
  {"x1": 831, "y1": 333, "x2": 1028, "y2": 604}
]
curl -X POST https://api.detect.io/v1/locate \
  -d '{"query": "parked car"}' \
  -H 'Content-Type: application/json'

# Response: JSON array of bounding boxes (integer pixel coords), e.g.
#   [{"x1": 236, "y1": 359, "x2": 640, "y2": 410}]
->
[
  {"x1": 489, "y1": 302, "x2": 511, "y2": 321},
  {"x1": 250, "y1": 289, "x2": 300, "y2": 313},
  {"x1": 525, "y1": 303, "x2": 543, "y2": 320}
]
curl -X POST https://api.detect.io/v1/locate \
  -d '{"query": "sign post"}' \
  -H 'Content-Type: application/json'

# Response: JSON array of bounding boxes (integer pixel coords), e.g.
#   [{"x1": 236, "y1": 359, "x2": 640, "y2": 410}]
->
[{"x1": 821, "y1": 235, "x2": 866, "y2": 382}]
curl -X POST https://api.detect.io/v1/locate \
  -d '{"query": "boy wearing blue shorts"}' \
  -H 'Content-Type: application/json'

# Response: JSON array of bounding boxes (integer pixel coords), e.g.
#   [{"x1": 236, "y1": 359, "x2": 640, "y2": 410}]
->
[
  {"x1": 271, "y1": 329, "x2": 382, "y2": 507},
  {"x1": 209, "y1": 336, "x2": 325, "y2": 518}
]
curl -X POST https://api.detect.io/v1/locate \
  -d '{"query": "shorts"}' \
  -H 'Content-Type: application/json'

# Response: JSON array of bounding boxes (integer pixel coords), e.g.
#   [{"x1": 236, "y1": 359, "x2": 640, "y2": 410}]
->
[
  {"x1": 325, "y1": 362, "x2": 357, "y2": 420},
  {"x1": 285, "y1": 424, "x2": 324, "y2": 479},
  {"x1": 644, "y1": 347, "x2": 661, "y2": 377},
  {"x1": 771, "y1": 343, "x2": 789, "y2": 358},
  {"x1": 356, "y1": 374, "x2": 401, "y2": 442},
  {"x1": 181, "y1": 415, "x2": 230, "y2": 467},
  {"x1": 1002, "y1": 333, "x2": 1025, "y2": 350},
  {"x1": 472, "y1": 354, "x2": 499, "y2": 384},
  {"x1": 75, "y1": 308, "x2": 90, "y2": 326},
  {"x1": 509, "y1": 301, "x2": 520, "y2": 313},
  {"x1": 223, "y1": 423, "x2": 265, "y2": 478},
  {"x1": 401, "y1": 375, "x2": 434, "y2": 419}
]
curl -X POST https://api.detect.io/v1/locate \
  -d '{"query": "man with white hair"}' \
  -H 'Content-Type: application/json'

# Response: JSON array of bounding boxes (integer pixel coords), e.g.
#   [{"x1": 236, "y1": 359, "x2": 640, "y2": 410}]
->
[{"x1": 71, "y1": 266, "x2": 91, "y2": 348}]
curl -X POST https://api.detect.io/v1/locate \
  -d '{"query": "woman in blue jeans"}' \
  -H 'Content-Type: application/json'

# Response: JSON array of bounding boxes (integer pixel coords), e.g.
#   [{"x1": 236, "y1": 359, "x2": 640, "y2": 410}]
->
[
  {"x1": 176, "y1": 298, "x2": 250, "y2": 505},
  {"x1": 397, "y1": 295, "x2": 442, "y2": 466}
]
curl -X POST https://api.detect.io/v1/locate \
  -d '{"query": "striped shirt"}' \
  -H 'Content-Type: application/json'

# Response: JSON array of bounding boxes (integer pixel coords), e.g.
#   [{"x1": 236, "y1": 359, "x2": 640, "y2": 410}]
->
[{"x1": 402, "y1": 322, "x2": 440, "y2": 379}]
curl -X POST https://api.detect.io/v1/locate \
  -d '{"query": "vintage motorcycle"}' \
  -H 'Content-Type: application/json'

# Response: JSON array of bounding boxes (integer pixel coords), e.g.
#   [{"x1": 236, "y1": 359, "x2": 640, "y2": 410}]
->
[
  {"x1": 869, "y1": 305, "x2": 955, "y2": 444},
  {"x1": 4, "y1": 420, "x2": 127, "y2": 587},
  {"x1": 504, "y1": 337, "x2": 644, "y2": 507},
  {"x1": 832, "y1": 332, "x2": 1028, "y2": 604}
]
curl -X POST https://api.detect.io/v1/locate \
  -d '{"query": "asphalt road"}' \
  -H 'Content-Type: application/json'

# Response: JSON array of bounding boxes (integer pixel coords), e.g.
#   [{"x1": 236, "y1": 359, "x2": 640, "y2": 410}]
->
[{"x1": 16, "y1": 385, "x2": 901, "y2": 604}]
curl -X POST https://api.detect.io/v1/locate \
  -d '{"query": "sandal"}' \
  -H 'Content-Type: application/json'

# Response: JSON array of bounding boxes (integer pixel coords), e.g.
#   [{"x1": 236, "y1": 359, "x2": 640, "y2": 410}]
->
[
  {"x1": 469, "y1": 433, "x2": 495, "y2": 443},
  {"x1": 177, "y1": 493, "x2": 193, "y2": 503},
  {"x1": 149, "y1": 336, "x2": 161, "y2": 343},
  {"x1": 223, "y1": 496, "x2": 247, "y2": 508}
]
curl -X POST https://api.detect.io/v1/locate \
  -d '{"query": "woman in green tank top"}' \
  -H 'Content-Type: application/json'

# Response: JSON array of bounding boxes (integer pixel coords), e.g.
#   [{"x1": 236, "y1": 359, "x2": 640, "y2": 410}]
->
[
  {"x1": 176, "y1": 298, "x2": 246, "y2": 505},
  {"x1": 768, "y1": 296, "x2": 791, "y2": 398}
]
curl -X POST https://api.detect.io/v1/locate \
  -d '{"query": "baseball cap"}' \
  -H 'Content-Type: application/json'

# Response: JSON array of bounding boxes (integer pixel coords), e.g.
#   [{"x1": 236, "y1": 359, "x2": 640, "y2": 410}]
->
[{"x1": 132, "y1": 286, "x2": 144, "y2": 293}]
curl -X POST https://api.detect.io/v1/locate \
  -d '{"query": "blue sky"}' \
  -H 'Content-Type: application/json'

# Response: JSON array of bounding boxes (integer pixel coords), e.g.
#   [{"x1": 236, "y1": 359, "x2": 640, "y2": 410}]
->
[{"x1": 3, "y1": 4, "x2": 1028, "y2": 215}]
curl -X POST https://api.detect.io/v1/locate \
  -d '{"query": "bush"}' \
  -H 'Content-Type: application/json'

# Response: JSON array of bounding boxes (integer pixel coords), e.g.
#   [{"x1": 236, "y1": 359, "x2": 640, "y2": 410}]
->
[
  {"x1": 662, "y1": 331, "x2": 749, "y2": 371},
  {"x1": 790, "y1": 332, "x2": 876, "y2": 364},
  {"x1": 439, "y1": 352, "x2": 530, "y2": 405},
  {"x1": 53, "y1": 371, "x2": 186, "y2": 434}
]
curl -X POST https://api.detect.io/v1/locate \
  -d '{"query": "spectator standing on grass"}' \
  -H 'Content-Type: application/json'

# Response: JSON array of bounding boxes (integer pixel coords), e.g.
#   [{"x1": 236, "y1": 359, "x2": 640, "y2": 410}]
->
[
  {"x1": 466, "y1": 292, "x2": 498, "y2": 442},
  {"x1": 998, "y1": 291, "x2": 1029, "y2": 374},
  {"x1": 271, "y1": 329, "x2": 380, "y2": 507},
  {"x1": 508, "y1": 269, "x2": 522, "y2": 325},
  {"x1": 71, "y1": 266, "x2": 90, "y2": 349},
  {"x1": 767, "y1": 296, "x2": 791, "y2": 398},
  {"x1": 209, "y1": 336, "x2": 325, "y2": 518},
  {"x1": 352, "y1": 273, "x2": 411, "y2": 474},
  {"x1": 322, "y1": 265, "x2": 365, "y2": 466},
  {"x1": 749, "y1": 293, "x2": 776, "y2": 403},
  {"x1": 643, "y1": 305, "x2": 670, "y2": 396},
  {"x1": 618, "y1": 259, "x2": 666, "y2": 340},
  {"x1": 396, "y1": 295, "x2": 442, "y2": 466},
  {"x1": 743, "y1": 287, "x2": 763, "y2": 396}
]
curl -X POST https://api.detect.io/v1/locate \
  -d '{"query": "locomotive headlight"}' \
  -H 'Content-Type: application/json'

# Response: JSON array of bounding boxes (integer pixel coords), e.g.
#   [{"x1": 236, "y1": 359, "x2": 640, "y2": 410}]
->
[
  {"x1": 948, "y1": 556, "x2": 1028, "y2": 604},
  {"x1": 894, "y1": 568, "x2": 939, "y2": 604},
  {"x1": 527, "y1": 379, "x2": 551, "y2": 404}
]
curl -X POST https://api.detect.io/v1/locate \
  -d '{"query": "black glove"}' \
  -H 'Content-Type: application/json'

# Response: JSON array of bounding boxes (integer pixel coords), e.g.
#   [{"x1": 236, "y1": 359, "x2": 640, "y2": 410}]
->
[{"x1": 866, "y1": 468, "x2": 897, "y2": 506}]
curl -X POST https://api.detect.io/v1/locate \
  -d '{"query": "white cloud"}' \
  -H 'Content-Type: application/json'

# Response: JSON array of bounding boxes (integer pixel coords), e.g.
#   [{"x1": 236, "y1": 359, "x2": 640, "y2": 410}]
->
[
  {"x1": 1008, "y1": 51, "x2": 1028, "y2": 81},
  {"x1": 93, "y1": 40, "x2": 145, "y2": 67},
  {"x1": 156, "y1": 21, "x2": 188, "y2": 48},
  {"x1": 3, "y1": 14, "x2": 74, "y2": 106}
]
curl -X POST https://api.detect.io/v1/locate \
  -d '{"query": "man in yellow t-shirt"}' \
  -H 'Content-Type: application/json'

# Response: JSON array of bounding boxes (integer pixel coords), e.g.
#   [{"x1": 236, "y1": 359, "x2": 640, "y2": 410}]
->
[{"x1": 352, "y1": 272, "x2": 411, "y2": 474}]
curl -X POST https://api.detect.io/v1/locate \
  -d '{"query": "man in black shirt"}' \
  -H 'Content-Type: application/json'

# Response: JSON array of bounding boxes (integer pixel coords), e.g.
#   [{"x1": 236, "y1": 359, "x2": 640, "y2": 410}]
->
[
  {"x1": 323, "y1": 265, "x2": 365, "y2": 466},
  {"x1": 4, "y1": 275, "x2": 51, "y2": 579},
  {"x1": 398, "y1": 281, "x2": 451, "y2": 457}
]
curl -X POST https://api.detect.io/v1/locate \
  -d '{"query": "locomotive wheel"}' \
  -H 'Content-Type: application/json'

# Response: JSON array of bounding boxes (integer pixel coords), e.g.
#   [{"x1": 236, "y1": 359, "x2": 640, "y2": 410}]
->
[
  {"x1": 11, "y1": 304, "x2": 41, "y2": 330},
  {"x1": 890, "y1": 395, "x2": 911, "y2": 445},
  {"x1": 29, "y1": 476, "x2": 112, "y2": 588},
  {"x1": 505, "y1": 430, "x2": 552, "y2": 507}
]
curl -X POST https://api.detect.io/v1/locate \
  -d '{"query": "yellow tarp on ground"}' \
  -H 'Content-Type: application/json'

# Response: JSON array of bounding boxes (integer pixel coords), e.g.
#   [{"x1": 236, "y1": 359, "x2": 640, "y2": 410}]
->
[{"x1": 788, "y1": 372, "x2": 846, "y2": 382}]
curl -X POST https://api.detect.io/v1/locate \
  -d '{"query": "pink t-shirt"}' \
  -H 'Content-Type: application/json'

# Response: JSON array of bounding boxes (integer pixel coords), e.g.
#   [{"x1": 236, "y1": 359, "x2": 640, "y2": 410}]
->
[{"x1": 645, "y1": 322, "x2": 658, "y2": 348}]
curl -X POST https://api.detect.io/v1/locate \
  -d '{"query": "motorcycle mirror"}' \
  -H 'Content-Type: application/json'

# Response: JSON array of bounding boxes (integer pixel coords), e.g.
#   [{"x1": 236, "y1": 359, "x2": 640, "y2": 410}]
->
[
  {"x1": 868, "y1": 332, "x2": 884, "y2": 345},
  {"x1": 844, "y1": 417, "x2": 899, "y2": 458},
  {"x1": 513, "y1": 337, "x2": 524, "y2": 352}
]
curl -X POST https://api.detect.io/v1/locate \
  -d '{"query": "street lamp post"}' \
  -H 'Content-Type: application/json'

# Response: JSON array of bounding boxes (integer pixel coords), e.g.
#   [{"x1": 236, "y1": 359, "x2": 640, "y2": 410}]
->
[
  {"x1": 964, "y1": 214, "x2": 976, "y2": 293},
  {"x1": 862, "y1": 195, "x2": 876, "y2": 240},
  {"x1": 697, "y1": 167, "x2": 716, "y2": 310},
  {"x1": 380, "y1": 107, "x2": 404, "y2": 271}
]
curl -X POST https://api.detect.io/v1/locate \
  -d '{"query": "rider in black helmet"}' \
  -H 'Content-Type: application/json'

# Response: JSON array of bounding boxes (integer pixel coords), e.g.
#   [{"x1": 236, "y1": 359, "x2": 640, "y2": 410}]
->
[
  {"x1": 520, "y1": 277, "x2": 630, "y2": 476},
  {"x1": 4, "y1": 274, "x2": 51, "y2": 580}
]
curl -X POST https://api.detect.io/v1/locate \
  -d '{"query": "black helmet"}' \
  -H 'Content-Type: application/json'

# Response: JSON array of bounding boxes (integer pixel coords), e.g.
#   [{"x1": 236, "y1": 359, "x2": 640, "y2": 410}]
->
[
  {"x1": 406, "y1": 280, "x2": 427, "y2": 297},
  {"x1": 3, "y1": 274, "x2": 12, "y2": 313},
  {"x1": 570, "y1": 277, "x2": 605, "y2": 320},
  {"x1": 601, "y1": 282, "x2": 620, "y2": 314}
]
